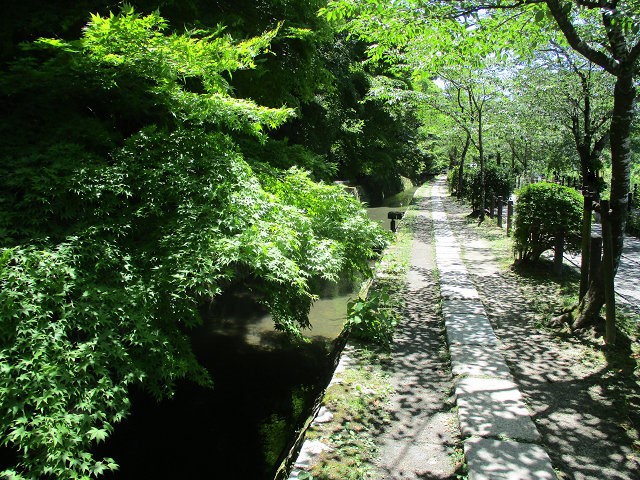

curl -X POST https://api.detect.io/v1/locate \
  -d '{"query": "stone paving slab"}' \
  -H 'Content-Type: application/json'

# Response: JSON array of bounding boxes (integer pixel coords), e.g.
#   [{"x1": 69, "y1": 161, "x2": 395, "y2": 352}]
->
[
  {"x1": 436, "y1": 263, "x2": 468, "y2": 274},
  {"x1": 431, "y1": 178, "x2": 554, "y2": 480},
  {"x1": 456, "y1": 377, "x2": 540, "y2": 442},
  {"x1": 435, "y1": 251, "x2": 464, "y2": 264},
  {"x1": 442, "y1": 299, "x2": 487, "y2": 317},
  {"x1": 449, "y1": 344, "x2": 513, "y2": 379},
  {"x1": 465, "y1": 438, "x2": 556, "y2": 480},
  {"x1": 436, "y1": 259, "x2": 467, "y2": 272},
  {"x1": 438, "y1": 271, "x2": 475, "y2": 287},
  {"x1": 376, "y1": 441, "x2": 455, "y2": 480},
  {"x1": 440, "y1": 283, "x2": 481, "y2": 300},
  {"x1": 444, "y1": 312, "x2": 498, "y2": 346}
]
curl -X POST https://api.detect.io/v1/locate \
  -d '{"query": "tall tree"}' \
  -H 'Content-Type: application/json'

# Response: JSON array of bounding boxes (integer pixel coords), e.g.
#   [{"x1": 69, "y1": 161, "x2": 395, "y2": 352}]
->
[{"x1": 0, "y1": 10, "x2": 388, "y2": 477}]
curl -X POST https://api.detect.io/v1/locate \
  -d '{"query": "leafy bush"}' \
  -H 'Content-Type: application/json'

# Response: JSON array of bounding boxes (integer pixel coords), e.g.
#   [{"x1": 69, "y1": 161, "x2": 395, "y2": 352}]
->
[
  {"x1": 447, "y1": 168, "x2": 460, "y2": 194},
  {"x1": 464, "y1": 163, "x2": 516, "y2": 209},
  {"x1": 626, "y1": 210, "x2": 640, "y2": 238},
  {"x1": 514, "y1": 182, "x2": 583, "y2": 262},
  {"x1": 346, "y1": 292, "x2": 398, "y2": 346}
]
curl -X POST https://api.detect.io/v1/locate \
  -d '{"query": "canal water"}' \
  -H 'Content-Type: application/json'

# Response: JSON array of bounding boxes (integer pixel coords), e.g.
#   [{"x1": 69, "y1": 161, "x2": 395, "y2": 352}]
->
[{"x1": 12, "y1": 186, "x2": 417, "y2": 479}]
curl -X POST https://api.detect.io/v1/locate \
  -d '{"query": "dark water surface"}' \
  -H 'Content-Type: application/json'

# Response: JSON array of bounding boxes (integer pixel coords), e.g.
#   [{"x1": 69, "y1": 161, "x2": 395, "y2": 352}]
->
[
  {"x1": 96, "y1": 292, "x2": 340, "y2": 479},
  {"x1": 1, "y1": 187, "x2": 418, "y2": 479}
]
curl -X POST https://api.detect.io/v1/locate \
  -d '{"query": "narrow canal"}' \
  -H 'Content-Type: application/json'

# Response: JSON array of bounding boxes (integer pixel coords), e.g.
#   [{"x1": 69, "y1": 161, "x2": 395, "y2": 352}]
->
[{"x1": 95, "y1": 187, "x2": 417, "y2": 479}]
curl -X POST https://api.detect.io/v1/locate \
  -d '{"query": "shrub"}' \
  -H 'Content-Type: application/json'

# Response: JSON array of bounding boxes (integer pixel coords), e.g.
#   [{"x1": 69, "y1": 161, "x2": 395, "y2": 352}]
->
[
  {"x1": 514, "y1": 182, "x2": 583, "y2": 262},
  {"x1": 447, "y1": 168, "x2": 459, "y2": 194},
  {"x1": 626, "y1": 210, "x2": 640, "y2": 238},
  {"x1": 346, "y1": 292, "x2": 398, "y2": 346},
  {"x1": 463, "y1": 163, "x2": 515, "y2": 210}
]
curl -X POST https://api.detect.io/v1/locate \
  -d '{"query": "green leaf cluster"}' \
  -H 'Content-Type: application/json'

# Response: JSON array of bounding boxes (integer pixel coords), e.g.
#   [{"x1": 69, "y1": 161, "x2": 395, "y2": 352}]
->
[
  {"x1": 462, "y1": 163, "x2": 516, "y2": 209},
  {"x1": 514, "y1": 182, "x2": 583, "y2": 262},
  {"x1": 0, "y1": 9, "x2": 388, "y2": 478},
  {"x1": 346, "y1": 291, "x2": 398, "y2": 347}
]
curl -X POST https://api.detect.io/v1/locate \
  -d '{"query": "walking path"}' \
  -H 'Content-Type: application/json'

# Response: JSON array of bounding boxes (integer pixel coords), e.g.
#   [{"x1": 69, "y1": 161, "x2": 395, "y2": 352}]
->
[
  {"x1": 560, "y1": 225, "x2": 640, "y2": 313},
  {"x1": 287, "y1": 177, "x2": 639, "y2": 480},
  {"x1": 432, "y1": 179, "x2": 556, "y2": 479}
]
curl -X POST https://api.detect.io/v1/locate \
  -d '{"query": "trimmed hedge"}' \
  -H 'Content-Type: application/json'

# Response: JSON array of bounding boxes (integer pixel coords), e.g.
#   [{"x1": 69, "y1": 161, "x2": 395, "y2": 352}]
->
[{"x1": 514, "y1": 182, "x2": 583, "y2": 262}]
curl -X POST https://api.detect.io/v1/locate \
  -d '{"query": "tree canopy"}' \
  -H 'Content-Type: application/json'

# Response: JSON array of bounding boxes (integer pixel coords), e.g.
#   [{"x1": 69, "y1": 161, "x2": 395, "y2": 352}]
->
[
  {"x1": 0, "y1": 8, "x2": 394, "y2": 478},
  {"x1": 1, "y1": 1, "x2": 639, "y2": 477}
]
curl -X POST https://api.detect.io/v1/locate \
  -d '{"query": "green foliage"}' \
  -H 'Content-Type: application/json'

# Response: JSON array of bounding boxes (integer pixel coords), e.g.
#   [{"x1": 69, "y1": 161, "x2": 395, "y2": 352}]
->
[
  {"x1": 260, "y1": 414, "x2": 289, "y2": 471},
  {"x1": 462, "y1": 163, "x2": 515, "y2": 209},
  {"x1": 514, "y1": 182, "x2": 583, "y2": 262},
  {"x1": 240, "y1": 139, "x2": 338, "y2": 182},
  {"x1": 306, "y1": 345, "x2": 393, "y2": 480},
  {"x1": 482, "y1": 164, "x2": 517, "y2": 204},
  {"x1": 346, "y1": 292, "x2": 397, "y2": 346},
  {"x1": 626, "y1": 210, "x2": 640, "y2": 238},
  {"x1": 0, "y1": 9, "x2": 388, "y2": 478},
  {"x1": 447, "y1": 168, "x2": 459, "y2": 193}
]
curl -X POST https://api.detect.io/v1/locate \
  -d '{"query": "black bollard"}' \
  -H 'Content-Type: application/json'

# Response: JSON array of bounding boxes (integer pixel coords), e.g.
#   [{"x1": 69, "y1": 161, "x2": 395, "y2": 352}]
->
[{"x1": 387, "y1": 211, "x2": 404, "y2": 233}]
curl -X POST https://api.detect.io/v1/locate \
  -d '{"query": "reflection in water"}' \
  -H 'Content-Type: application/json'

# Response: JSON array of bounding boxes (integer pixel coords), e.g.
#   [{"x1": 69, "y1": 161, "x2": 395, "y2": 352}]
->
[
  {"x1": 205, "y1": 293, "x2": 354, "y2": 347},
  {"x1": 205, "y1": 185, "x2": 420, "y2": 347}
]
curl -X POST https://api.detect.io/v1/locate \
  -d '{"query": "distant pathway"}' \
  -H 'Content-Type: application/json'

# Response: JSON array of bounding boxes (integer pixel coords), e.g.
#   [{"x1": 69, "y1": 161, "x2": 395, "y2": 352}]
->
[
  {"x1": 431, "y1": 178, "x2": 556, "y2": 480},
  {"x1": 287, "y1": 178, "x2": 639, "y2": 479}
]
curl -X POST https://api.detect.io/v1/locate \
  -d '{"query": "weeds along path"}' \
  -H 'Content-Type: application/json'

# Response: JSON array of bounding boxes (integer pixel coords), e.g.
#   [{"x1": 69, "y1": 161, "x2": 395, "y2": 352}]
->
[{"x1": 441, "y1": 189, "x2": 640, "y2": 480}]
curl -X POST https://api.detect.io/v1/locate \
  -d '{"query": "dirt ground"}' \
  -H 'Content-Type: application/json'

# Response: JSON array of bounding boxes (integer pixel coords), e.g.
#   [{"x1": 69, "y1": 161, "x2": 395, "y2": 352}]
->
[
  {"x1": 441, "y1": 191, "x2": 640, "y2": 480},
  {"x1": 372, "y1": 194, "x2": 461, "y2": 480}
]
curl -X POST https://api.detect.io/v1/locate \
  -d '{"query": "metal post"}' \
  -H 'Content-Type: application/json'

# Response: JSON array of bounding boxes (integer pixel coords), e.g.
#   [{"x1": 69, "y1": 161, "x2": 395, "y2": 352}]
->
[
  {"x1": 579, "y1": 191, "x2": 592, "y2": 301},
  {"x1": 506, "y1": 200, "x2": 514, "y2": 236},
  {"x1": 497, "y1": 196, "x2": 503, "y2": 228}
]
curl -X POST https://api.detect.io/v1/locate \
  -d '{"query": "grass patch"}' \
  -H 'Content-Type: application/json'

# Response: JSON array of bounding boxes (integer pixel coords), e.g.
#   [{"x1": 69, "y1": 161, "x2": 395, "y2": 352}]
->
[{"x1": 305, "y1": 344, "x2": 393, "y2": 480}]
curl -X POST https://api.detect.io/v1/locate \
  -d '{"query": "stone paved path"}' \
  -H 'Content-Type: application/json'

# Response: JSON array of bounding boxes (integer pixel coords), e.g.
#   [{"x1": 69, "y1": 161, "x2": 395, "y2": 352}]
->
[
  {"x1": 287, "y1": 178, "x2": 639, "y2": 480},
  {"x1": 431, "y1": 179, "x2": 557, "y2": 480},
  {"x1": 372, "y1": 185, "x2": 459, "y2": 479}
]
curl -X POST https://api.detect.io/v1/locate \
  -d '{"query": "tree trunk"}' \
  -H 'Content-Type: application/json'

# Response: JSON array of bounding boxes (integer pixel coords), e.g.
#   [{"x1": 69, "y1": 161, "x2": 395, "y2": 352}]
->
[
  {"x1": 573, "y1": 70, "x2": 635, "y2": 329},
  {"x1": 606, "y1": 71, "x2": 634, "y2": 272},
  {"x1": 457, "y1": 133, "x2": 470, "y2": 199},
  {"x1": 478, "y1": 109, "x2": 485, "y2": 220}
]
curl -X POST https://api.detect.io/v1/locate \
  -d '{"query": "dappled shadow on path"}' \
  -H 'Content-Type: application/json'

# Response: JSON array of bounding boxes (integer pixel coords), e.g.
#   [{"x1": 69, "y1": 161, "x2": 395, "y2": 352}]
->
[
  {"x1": 442, "y1": 193, "x2": 640, "y2": 480},
  {"x1": 374, "y1": 195, "x2": 460, "y2": 480}
]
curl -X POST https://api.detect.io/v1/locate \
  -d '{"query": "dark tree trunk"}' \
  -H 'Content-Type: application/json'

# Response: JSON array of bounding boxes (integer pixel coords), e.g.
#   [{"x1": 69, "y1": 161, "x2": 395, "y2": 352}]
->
[
  {"x1": 457, "y1": 133, "x2": 470, "y2": 199},
  {"x1": 478, "y1": 109, "x2": 485, "y2": 220},
  {"x1": 573, "y1": 70, "x2": 635, "y2": 329},
  {"x1": 606, "y1": 71, "x2": 634, "y2": 271}
]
